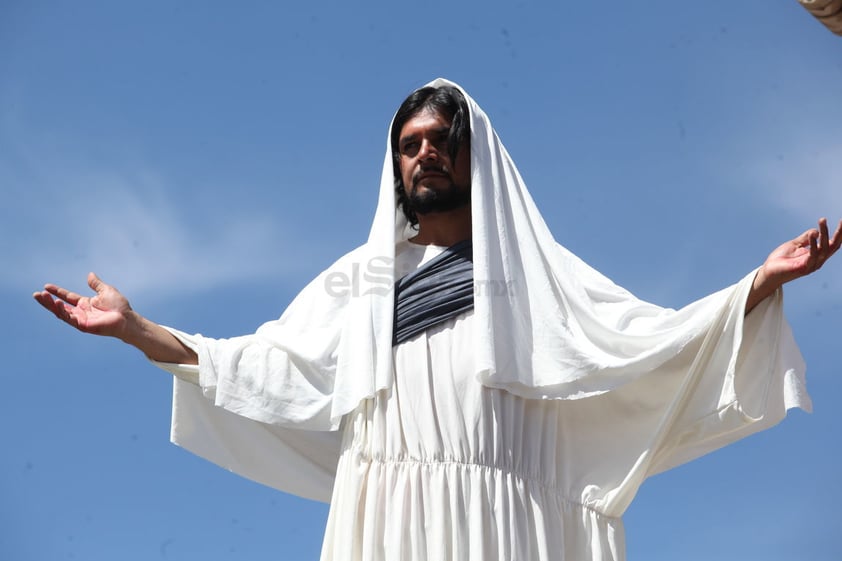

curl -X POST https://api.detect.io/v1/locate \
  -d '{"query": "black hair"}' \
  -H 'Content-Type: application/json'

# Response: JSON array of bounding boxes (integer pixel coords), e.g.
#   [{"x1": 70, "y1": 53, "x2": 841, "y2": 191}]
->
[{"x1": 390, "y1": 85, "x2": 470, "y2": 227}]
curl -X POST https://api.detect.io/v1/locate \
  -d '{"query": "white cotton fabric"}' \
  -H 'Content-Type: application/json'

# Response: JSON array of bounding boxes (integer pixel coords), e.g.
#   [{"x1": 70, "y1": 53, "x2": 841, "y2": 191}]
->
[
  {"x1": 159, "y1": 242, "x2": 808, "y2": 561},
  {"x1": 154, "y1": 79, "x2": 812, "y2": 560},
  {"x1": 323, "y1": 286, "x2": 798, "y2": 561}
]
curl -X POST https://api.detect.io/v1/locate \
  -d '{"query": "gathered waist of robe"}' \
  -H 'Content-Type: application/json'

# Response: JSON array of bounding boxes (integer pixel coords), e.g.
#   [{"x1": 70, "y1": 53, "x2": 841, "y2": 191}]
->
[{"x1": 340, "y1": 435, "x2": 618, "y2": 519}]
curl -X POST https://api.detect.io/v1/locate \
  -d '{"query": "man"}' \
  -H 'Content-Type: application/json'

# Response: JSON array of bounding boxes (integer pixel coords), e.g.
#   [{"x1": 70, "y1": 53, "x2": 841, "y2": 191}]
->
[{"x1": 34, "y1": 79, "x2": 840, "y2": 561}]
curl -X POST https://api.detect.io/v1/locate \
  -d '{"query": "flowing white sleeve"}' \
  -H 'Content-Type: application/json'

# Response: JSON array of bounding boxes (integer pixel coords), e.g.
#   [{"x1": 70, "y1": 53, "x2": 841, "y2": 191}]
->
[
  {"x1": 147, "y1": 260, "x2": 357, "y2": 502},
  {"x1": 151, "y1": 327, "x2": 343, "y2": 502},
  {"x1": 644, "y1": 287, "x2": 810, "y2": 476},
  {"x1": 565, "y1": 279, "x2": 811, "y2": 517}
]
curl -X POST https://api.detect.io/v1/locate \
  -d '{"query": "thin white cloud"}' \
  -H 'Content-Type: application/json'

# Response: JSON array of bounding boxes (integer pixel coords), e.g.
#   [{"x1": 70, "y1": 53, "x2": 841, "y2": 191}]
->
[
  {"x1": 730, "y1": 42, "x2": 842, "y2": 223},
  {"x1": 744, "y1": 140, "x2": 842, "y2": 223},
  {"x1": 730, "y1": 119, "x2": 842, "y2": 309},
  {"x1": 2, "y1": 129, "x2": 321, "y2": 301}
]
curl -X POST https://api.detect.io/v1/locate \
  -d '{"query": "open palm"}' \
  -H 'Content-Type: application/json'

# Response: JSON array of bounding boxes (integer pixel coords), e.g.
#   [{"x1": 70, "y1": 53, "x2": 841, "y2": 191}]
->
[
  {"x1": 33, "y1": 272, "x2": 132, "y2": 338},
  {"x1": 761, "y1": 218, "x2": 842, "y2": 287}
]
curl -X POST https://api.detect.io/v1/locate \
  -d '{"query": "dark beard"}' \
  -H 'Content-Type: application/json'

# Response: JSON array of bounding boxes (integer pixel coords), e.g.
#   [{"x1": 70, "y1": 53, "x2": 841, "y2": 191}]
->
[{"x1": 407, "y1": 182, "x2": 471, "y2": 216}]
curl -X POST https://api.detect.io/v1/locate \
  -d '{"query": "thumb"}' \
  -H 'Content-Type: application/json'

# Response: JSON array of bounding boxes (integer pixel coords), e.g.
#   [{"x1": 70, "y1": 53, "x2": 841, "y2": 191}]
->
[
  {"x1": 792, "y1": 228, "x2": 819, "y2": 248},
  {"x1": 87, "y1": 272, "x2": 107, "y2": 293}
]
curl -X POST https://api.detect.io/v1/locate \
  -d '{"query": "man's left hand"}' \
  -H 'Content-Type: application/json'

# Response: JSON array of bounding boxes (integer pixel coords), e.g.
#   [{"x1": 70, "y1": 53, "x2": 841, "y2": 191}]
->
[{"x1": 747, "y1": 217, "x2": 841, "y2": 313}]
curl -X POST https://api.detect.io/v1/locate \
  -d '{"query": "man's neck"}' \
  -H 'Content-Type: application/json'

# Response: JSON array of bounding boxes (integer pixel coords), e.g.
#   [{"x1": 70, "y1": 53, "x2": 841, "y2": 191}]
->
[{"x1": 410, "y1": 207, "x2": 472, "y2": 246}]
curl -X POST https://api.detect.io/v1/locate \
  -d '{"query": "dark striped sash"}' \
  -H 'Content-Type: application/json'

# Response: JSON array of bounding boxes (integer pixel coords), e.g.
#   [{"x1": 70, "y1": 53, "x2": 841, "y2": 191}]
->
[{"x1": 393, "y1": 240, "x2": 474, "y2": 345}]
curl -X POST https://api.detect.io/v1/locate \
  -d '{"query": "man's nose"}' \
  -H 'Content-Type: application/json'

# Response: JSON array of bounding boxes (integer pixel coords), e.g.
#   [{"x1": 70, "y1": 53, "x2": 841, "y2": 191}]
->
[{"x1": 418, "y1": 138, "x2": 439, "y2": 161}]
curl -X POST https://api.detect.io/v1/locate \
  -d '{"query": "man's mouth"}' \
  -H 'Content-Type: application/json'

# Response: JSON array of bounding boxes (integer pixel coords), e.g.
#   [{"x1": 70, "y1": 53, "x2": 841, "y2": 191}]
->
[{"x1": 414, "y1": 168, "x2": 449, "y2": 186}]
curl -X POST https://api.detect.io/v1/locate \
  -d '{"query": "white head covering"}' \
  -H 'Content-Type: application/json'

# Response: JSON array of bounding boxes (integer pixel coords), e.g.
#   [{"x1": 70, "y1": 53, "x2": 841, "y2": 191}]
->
[{"x1": 329, "y1": 77, "x2": 762, "y2": 420}]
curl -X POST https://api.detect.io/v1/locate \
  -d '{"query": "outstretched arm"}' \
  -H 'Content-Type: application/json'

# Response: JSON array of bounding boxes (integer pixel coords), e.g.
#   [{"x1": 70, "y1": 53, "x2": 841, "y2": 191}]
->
[
  {"x1": 746, "y1": 217, "x2": 842, "y2": 315},
  {"x1": 33, "y1": 272, "x2": 198, "y2": 365}
]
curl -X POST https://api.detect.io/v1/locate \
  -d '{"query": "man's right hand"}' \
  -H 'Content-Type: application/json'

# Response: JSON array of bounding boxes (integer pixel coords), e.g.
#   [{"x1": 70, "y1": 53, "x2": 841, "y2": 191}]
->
[
  {"x1": 34, "y1": 272, "x2": 199, "y2": 365},
  {"x1": 33, "y1": 272, "x2": 133, "y2": 339}
]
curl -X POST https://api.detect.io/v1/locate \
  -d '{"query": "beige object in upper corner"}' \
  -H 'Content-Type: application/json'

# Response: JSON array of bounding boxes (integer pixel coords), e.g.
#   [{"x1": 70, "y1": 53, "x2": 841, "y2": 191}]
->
[{"x1": 799, "y1": 0, "x2": 842, "y2": 35}]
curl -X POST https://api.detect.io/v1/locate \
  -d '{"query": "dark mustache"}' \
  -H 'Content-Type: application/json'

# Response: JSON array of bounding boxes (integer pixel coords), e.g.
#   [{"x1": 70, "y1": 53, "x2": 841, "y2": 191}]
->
[{"x1": 412, "y1": 165, "x2": 451, "y2": 187}]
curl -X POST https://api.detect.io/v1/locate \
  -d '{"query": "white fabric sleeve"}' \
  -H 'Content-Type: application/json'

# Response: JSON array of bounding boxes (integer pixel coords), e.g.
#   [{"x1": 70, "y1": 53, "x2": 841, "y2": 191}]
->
[
  {"x1": 143, "y1": 248, "x2": 369, "y2": 502},
  {"x1": 149, "y1": 328, "x2": 202, "y2": 386},
  {"x1": 148, "y1": 326, "x2": 343, "y2": 503},
  {"x1": 147, "y1": 247, "x2": 357, "y2": 432},
  {"x1": 149, "y1": 319, "x2": 341, "y2": 431},
  {"x1": 170, "y1": 377, "x2": 341, "y2": 503},
  {"x1": 645, "y1": 288, "x2": 810, "y2": 476},
  {"x1": 572, "y1": 284, "x2": 811, "y2": 517}
]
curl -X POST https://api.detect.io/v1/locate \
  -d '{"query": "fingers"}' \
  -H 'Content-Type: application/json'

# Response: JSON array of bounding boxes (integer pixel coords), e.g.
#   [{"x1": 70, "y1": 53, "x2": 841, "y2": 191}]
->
[
  {"x1": 793, "y1": 227, "x2": 819, "y2": 249},
  {"x1": 38, "y1": 272, "x2": 104, "y2": 306},
  {"x1": 828, "y1": 218, "x2": 842, "y2": 252},
  {"x1": 32, "y1": 290, "x2": 77, "y2": 326},
  {"x1": 808, "y1": 217, "x2": 841, "y2": 273},
  {"x1": 808, "y1": 229, "x2": 820, "y2": 270},
  {"x1": 815, "y1": 217, "x2": 842, "y2": 253},
  {"x1": 819, "y1": 218, "x2": 830, "y2": 251},
  {"x1": 32, "y1": 290, "x2": 57, "y2": 313},
  {"x1": 43, "y1": 283, "x2": 83, "y2": 306}
]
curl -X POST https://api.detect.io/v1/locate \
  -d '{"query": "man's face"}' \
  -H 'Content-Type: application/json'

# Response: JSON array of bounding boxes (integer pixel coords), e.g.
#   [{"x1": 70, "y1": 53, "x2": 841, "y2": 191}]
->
[{"x1": 397, "y1": 107, "x2": 471, "y2": 217}]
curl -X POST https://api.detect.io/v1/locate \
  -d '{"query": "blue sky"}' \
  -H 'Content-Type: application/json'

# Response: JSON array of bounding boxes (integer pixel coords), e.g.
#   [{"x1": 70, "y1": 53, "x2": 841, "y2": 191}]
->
[{"x1": 2, "y1": 1, "x2": 841, "y2": 560}]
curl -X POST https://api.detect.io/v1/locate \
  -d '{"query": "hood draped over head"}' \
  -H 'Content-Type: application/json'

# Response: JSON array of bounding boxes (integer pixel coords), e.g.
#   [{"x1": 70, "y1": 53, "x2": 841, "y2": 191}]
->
[{"x1": 329, "y1": 77, "x2": 769, "y2": 420}]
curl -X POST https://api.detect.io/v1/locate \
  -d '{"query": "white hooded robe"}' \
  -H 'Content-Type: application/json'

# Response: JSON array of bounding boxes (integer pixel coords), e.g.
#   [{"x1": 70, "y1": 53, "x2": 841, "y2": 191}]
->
[{"x1": 153, "y1": 79, "x2": 810, "y2": 561}]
